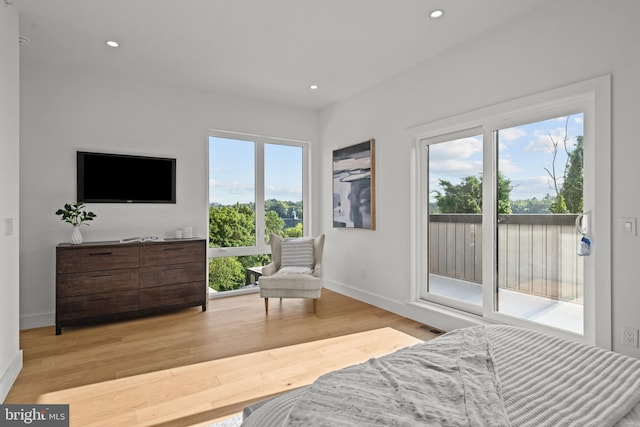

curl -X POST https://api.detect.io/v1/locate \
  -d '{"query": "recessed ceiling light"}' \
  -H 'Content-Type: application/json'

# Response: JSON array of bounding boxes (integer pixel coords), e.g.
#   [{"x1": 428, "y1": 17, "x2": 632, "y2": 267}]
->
[
  {"x1": 429, "y1": 9, "x2": 444, "y2": 19},
  {"x1": 309, "y1": 84, "x2": 319, "y2": 90},
  {"x1": 105, "y1": 40, "x2": 120, "y2": 48}
]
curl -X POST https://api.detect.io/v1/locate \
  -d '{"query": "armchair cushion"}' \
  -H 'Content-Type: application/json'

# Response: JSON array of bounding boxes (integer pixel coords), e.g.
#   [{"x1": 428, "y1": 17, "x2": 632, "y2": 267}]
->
[
  {"x1": 281, "y1": 237, "x2": 314, "y2": 268},
  {"x1": 268, "y1": 234, "x2": 324, "y2": 270},
  {"x1": 267, "y1": 233, "x2": 325, "y2": 274},
  {"x1": 277, "y1": 266, "x2": 313, "y2": 275}
]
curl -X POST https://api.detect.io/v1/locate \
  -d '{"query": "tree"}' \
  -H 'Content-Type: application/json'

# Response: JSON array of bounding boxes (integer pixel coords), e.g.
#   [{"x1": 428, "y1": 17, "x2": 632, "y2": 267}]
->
[
  {"x1": 543, "y1": 116, "x2": 584, "y2": 214},
  {"x1": 511, "y1": 195, "x2": 552, "y2": 214},
  {"x1": 549, "y1": 194, "x2": 568, "y2": 214},
  {"x1": 208, "y1": 201, "x2": 304, "y2": 292},
  {"x1": 284, "y1": 222, "x2": 303, "y2": 237},
  {"x1": 209, "y1": 204, "x2": 254, "y2": 247},
  {"x1": 265, "y1": 199, "x2": 304, "y2": 220},
  {"x1": 497, "y1": 172, "x2": 513, "y2": 214},
  {"x1": 208, "y1": 257, "x2": 245, "y2": 291},
  {"x1": 208, "y1": 204, "x2": 257, "y2": 291},
  {"x1": 559, "y1": 136, "x2": 583, "y2": 213},
  {"x1": 434, "y1": 176, "x2": 482, "y2": 213},
  {"x1": 265, "y1": 199, "x2": 287, "y2": 218},
  {"x1": 265, "y1": 210, "x2": 285, "y2": 237},
  {"x1": 543, "y1": 118, "x2": 569, "y2": 209},
  {"x1": 433, "y1": 173, "x2": 512, "y2": 214}
]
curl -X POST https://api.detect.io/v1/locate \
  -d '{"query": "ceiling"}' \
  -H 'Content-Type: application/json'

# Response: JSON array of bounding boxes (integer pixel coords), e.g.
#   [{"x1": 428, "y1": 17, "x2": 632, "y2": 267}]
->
[{"x1": 16, "y1": 0, "x2": 551, "y2": 110}]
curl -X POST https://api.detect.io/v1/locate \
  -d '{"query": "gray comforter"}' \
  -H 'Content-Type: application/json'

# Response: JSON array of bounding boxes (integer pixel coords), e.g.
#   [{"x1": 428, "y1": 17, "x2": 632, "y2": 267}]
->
[
  {"x1": 243, "y1": 325, "x2": 640, "y2": 426},
  {"x1": 284, "y1": 326, "x2": 510, "y2": 426}
]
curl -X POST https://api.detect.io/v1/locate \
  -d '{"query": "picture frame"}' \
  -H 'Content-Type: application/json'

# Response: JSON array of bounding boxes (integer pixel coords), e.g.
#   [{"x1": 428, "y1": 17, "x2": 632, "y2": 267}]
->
[{"x1": 332, "y1": 139, "x2": 376, "y2": 229}]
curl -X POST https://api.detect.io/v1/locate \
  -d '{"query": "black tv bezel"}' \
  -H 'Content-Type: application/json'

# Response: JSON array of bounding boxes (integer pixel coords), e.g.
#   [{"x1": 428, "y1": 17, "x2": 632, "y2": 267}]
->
[{"x1": 77, "y1": 151, "x2": 177, "y2": 204}]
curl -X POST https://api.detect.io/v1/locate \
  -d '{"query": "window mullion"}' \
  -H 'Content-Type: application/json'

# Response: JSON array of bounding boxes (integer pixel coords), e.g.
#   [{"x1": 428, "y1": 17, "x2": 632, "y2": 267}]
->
[
  {"x1": 255, "y1": 140, "x2": 266, "y2": 250},
  {"x1": 481, "y1": 126, "x2": 498, "y2": 318}
]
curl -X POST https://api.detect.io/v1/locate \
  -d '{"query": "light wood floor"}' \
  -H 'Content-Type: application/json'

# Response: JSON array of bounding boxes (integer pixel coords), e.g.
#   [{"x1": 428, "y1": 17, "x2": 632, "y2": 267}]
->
[{"x1": 6, "y1": 289, "x2": 441, "y2": 426}]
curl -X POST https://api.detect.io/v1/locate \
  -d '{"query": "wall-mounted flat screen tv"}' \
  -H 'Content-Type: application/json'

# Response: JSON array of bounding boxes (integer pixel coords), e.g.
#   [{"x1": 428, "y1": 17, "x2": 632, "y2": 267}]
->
[{"x1": 77, "y1": 151, "x2": 176, "y2": 203}]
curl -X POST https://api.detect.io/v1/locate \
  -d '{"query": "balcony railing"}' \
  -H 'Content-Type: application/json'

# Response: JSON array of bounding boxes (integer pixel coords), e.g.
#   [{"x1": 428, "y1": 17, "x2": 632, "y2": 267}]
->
[{"x1": 429, "y1": 214, "x2": 583, "y2": 304}]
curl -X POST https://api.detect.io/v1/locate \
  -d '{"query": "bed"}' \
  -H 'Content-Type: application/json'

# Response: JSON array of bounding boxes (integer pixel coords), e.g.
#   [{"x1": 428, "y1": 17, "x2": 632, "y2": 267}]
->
[{"x1": 241, "y1": 325, "x2": 640, "y2": 426}]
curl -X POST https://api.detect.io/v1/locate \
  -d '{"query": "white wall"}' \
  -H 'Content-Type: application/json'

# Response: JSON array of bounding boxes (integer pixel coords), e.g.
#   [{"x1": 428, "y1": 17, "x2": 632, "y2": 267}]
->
[
  {"x1": 19, "y1": 61, "x2": 319, "y2": 329},
  {"x1": 0, "y1": 3, "x2": 23, "y2": 401},
  {"x1": 16, "y1": 0, "x2": 640, "y2": 361},
  {"x1": 319, "y1": 0, "x2": 640, "y2": 357}
]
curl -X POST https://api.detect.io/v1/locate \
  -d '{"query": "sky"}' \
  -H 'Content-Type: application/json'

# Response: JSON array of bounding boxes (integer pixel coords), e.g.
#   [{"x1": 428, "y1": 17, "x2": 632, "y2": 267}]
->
[
  {"x1": 208, "y1": 136, "x2": 303, "y2": 205},
  {"x1": 429, "y1": 113, "x2": 584, "y2": 202},
  {"x1": 209, "y1": 114, "x2": 584, "y2": 206}
]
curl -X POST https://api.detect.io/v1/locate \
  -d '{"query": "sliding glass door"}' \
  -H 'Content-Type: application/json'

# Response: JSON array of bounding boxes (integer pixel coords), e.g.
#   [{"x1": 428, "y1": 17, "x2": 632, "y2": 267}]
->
[
  {"x1": 425, "y1": 130, "x2": 484, "y2": 314},
  {"x1": 495, "y1": 114, "x2": 585, "y2": 335},
  {"x1": 422, "y1": 114, "x2": 588, "y2": 335},
  {"x1": 415, "y1": 76, "x2": 611, "y2": 346}
]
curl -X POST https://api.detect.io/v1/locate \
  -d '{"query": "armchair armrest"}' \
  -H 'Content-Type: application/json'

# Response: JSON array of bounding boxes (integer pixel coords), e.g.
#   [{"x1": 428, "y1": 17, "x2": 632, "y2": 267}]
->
[
  {"x1": 262, "y1": 262, "x2": 277, "y2": 276},
  {"x1": 313, "y1": 262, "x2": 322, "y2": 277}
]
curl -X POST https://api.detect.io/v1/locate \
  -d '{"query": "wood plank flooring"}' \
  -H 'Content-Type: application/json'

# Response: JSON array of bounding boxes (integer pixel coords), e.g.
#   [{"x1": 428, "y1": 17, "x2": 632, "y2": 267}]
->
[{"x1": 6, "y1": 289, "x2": 441, "y2": 426}]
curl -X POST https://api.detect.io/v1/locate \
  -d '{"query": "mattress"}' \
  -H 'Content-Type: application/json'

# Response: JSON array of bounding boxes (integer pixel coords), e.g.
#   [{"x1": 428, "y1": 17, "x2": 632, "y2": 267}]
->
[{"x1": 241, "y1": 325, "x2": 640, "y2": 426}]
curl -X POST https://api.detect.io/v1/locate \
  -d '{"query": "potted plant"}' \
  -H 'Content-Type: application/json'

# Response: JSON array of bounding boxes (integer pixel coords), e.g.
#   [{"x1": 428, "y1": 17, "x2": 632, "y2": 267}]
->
[{"x1": 55, "y1": 201, "x2": 97, "y2": 244}]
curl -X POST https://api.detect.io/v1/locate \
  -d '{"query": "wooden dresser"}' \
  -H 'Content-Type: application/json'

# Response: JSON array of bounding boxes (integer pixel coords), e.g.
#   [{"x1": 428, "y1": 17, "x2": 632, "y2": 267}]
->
[{"x1": 56, "y1": 238, "x2": 207, "y2": 335}]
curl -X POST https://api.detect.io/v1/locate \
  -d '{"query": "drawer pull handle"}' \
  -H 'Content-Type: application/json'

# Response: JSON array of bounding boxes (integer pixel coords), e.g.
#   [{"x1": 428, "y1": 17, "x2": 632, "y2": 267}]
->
[
  {"x1": 165, "y1": 267, "x2": 183, "y2": 272},
  {"x1": 89, "y1": 252, "x2": 113, "y2": 256},
  {"x1": 165, "y1": 247, "x2": 184, "y2": 251},
  {"x1": 90, "y1": 274, "x2": 113, "y2": 279},
  {"x1": 89, "y1": 296, "x2": 112, "y2": 302}
]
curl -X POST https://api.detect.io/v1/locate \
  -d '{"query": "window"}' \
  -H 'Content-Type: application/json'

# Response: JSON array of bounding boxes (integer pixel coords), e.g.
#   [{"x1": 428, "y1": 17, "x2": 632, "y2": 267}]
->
[
  {"x1": 208, "y1": 131, "x2": 309, "y2": 296},
  {"x1": 411, "y1": 76, "x2": 611, "y2": 347}
]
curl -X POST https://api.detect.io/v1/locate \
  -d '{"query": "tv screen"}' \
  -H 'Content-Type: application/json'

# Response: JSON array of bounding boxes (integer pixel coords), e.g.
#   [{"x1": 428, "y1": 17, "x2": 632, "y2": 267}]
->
[{"x1": 77, "y1": 151, "x2": 176, "y2": 203}]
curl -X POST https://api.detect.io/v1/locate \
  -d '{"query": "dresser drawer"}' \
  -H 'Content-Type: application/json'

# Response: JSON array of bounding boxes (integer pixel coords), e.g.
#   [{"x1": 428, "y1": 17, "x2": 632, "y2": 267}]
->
[
  {"x1": 139, "y1": 262, "x2": 205, "y2": 288},
  {"x1": 57, "y1": 268, "x2": 139, "y2": 297},
  {"x1": 57, "y1": 246, "x2": 139, "y2": 273},
  {"x1": 57, "y1": 290, "x2": 139, "y2": 321},
  {"x1": 139, "y1": 282, "x2": 204, "y2": 310},
  {"x1": 139, "y1": 241, "x2": 205, "y2": 267}
]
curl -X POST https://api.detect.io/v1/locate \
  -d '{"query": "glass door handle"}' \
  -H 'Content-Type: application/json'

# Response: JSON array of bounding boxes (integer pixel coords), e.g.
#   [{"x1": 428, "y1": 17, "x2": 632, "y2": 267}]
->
[{"x1": 575, "y1": 211, "x2": 590, "y2": 236}]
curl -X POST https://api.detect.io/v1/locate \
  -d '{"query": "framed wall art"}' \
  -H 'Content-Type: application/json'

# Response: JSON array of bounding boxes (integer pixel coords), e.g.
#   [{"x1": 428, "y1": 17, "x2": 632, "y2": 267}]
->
[{"x1": 332, "y1": 139, "x2": 376, "y2": 229}]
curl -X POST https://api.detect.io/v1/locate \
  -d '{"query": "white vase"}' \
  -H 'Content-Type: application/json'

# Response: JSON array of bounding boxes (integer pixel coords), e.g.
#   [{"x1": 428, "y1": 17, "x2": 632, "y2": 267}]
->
[{"x1": 70, "y1": 225, "x2": 83, "y2": 245}]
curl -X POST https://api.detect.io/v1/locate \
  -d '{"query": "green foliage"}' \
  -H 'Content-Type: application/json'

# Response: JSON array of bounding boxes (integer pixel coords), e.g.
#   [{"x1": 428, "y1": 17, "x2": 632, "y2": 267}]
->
[
  {"x1": 208, "y1": 254, "x2": 272, "y2": 292},
  {"x1": 208, "y1": 201, "x2": 300, "y2": 291},
  {"x1": 284, "y1": 222, "x2": 303, "y2": 238},
  {"x1": 559, "y1": 136, "x2": 583, "y2": 214},
  {"x1": 208, "y1": 257, "x2": 245, "y2": 291},
  {"x1": 497, "y1": 172, "x2": 512, "y2": 214},
  {"x1": 511, "y1": 195, "x2": 552, "y2": 214},
  {"x1": 265, "y1": 210, "x2": 285, "y2": 237},
  {"x1": 240, "y1": 254, "x2": 271, "y2": 269},
  {"x1": 433, "y1": 173, "x2": 512, "y2": 214},
  {"x1": 265, "y1": 199, "x2": 303, "y2": 220},
  {"x1": 55, "y1": 201, "x2": 97, "y2": 226},
  {"x1": 209, "y1": 204, "x2": 255, "y2": 247},
  {"x1": 549, "y1": 194, "x2": 569, "y2": 214},
  {"x1": 434, "y1": 176, "x2": 482, "y2": 213}
]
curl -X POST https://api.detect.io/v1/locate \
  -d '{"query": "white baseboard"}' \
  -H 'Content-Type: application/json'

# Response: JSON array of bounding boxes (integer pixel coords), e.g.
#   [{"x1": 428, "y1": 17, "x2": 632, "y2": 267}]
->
[
  {"x1": 0, "y1": 349, "x2": 23, "y2": 403},
  {"x1": 20, "y1": 312, "x2": 54, "y2": 330},
  {"x1": 324, "y1": 279, "x2": 491, "y2": 333}
]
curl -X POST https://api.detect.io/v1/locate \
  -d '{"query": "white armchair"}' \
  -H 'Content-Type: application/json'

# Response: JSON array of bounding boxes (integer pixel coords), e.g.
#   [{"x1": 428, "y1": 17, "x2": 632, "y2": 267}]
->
[{"x1": 259, "y1": 234, "x2": 325, "y2": 314}]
